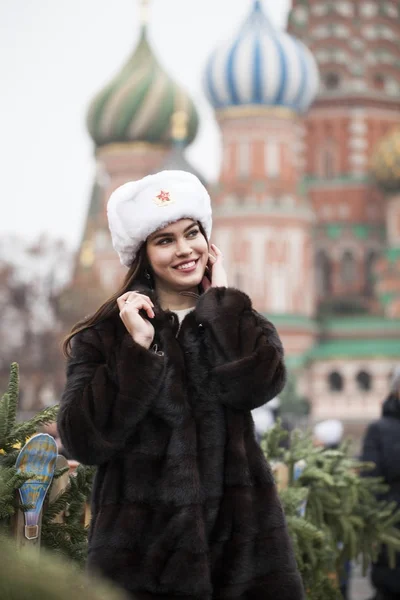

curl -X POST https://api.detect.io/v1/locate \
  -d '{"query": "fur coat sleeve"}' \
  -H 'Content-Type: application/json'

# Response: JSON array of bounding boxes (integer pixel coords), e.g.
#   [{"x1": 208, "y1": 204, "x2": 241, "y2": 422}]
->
[
  {"x1": 58, "y1": 325, "x2": 164, "y2": 465},
  {"x1": 194, "y1": 287, "x2": 286, "y2": 411}
]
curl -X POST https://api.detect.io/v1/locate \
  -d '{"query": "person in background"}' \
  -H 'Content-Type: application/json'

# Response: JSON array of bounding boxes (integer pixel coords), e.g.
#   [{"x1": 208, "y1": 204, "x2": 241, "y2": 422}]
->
[
  {"x1": 361, "y1": 367, "x2": 400, "y2": 600},
  {"x1": 313, "y1": 419, "x2": 344, "y2": 450},
  {"x1": 58, "y1": 171, "x2": 305, "y2": 599}
]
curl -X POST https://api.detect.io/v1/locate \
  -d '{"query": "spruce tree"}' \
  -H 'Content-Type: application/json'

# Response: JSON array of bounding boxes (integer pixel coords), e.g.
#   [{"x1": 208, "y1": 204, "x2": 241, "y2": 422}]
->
[
  {"x1": 0, "y1": 363, "x2": 58, "y2": 464},
  {"x1": 262, "y1": 421, "x2": 400, "y2": 599},
  {"x1": 0, "y1": 363, "x2": 94, "y2": 563},
  {"x1": 0, "y1": 363, "x2": 57, "y2": 530}
]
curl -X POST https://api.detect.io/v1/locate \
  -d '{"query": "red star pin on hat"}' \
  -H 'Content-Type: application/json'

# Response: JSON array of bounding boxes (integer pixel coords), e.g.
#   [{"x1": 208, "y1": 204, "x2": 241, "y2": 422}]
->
[{"x1": 154, "y1": 189, "x2": 175, "y2": 207}]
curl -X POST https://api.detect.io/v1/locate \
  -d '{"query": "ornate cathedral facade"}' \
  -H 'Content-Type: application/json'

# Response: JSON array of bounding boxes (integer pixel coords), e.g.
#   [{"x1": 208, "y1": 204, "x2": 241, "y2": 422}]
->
[{"x1": 74, "y1": 0, "x2": 400, "y2": 429}]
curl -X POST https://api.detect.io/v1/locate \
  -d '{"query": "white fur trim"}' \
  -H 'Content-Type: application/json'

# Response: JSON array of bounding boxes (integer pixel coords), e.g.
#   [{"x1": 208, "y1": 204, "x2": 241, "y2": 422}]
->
[{"x1": 107, "y1": 170, "x2": 212, "y2": 267}]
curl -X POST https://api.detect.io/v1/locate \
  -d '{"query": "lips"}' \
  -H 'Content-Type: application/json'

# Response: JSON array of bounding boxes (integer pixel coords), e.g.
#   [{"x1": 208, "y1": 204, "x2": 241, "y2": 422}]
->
[{"x1": 173, "y1": 259, "x2": 199, "y2": 272}]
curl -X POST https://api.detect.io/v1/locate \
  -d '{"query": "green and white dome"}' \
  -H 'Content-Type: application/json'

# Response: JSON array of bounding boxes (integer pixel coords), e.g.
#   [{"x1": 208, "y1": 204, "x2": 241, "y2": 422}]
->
[{"x1": 87, "y1": 27, "x2": 199, "y2": 147}]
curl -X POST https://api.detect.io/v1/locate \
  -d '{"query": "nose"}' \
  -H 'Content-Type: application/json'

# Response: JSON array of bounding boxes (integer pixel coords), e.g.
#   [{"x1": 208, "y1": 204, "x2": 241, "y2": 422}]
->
[{"x1": 175, "y1": 237, "x2": 193, "y2": 257}]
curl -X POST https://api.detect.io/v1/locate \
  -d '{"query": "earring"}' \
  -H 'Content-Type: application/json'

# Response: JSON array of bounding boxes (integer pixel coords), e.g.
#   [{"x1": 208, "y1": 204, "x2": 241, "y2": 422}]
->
[{"x1": 145, "y1": 269, "x2": 151, "y2": 280}]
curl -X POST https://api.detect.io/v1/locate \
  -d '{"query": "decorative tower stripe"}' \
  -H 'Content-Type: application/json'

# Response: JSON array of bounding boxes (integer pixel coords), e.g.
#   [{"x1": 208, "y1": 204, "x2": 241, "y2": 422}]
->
[
  {"x1": 204, "y1": 1, "x2": 319, "y2": 113},
  {"x1": 253, "y1": 36, "x2": 263, "y2": 104},
  {"x1": 227, "y1": 37, "x2": 242, "y2": 106}
]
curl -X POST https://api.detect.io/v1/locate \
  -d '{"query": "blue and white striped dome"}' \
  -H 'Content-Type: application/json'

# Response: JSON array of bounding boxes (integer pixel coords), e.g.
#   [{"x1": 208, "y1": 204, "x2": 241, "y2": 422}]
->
[{"x1": 204, "y1": 0, "x2": 319, "y2": 113}]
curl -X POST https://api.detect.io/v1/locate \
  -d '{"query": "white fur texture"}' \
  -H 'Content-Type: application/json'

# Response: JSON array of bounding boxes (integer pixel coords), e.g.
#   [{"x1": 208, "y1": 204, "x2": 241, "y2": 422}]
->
[{"x1": 107, "y1": 170, "x2": 213, "y2": 267}]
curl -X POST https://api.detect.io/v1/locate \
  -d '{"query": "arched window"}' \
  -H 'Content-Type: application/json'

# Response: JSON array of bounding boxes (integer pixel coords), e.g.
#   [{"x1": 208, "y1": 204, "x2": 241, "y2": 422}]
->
[
  {"x1": 365, "y1": 250, "x2": 378, "y2": 295},
  {"x1": 318, "y1": 138, "x2": 339, "y2": 179},
  {"x1": 323, "y1": 149, "x2": 334, "y2": 179},
  {"x1": 316, "y1": 250, "x2": 332, "y2": 296},
  {"x1": 264, "y1": 141, "x2": 280, "y2": 178},
  {"x1": 238, "y1": 142, "x2": 250, "y2": 179},
  {"x1": 324, "y1": 72, "x2": 340, "y2": 90},
  {"x1": 328, "y1": 371, "x2": 344, "y2": 392},
  {"x1": 356, "y1": 371, "x2": 372, "y2": 391},
  {"x1": 341, "y1": 250, "x2": 357, "y2": 285},
  {"x1": 373, "y1": 73, "x2": 385, "y2": 91}
]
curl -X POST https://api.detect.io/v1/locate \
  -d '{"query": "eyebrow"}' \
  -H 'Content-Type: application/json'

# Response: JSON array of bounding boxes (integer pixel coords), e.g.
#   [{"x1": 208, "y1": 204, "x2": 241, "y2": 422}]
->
[{"x1": 150, "y1": 222, "x2": 197, "y2": 241}]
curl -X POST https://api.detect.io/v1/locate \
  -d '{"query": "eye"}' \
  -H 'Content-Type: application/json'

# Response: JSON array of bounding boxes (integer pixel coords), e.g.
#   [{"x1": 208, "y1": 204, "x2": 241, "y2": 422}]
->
[
  {"x1": 187, "y1": 228, "x2": 199, "y2": 238},
  {"x1": 157, "y1": 237, "x2": 173, "y2": 246}
]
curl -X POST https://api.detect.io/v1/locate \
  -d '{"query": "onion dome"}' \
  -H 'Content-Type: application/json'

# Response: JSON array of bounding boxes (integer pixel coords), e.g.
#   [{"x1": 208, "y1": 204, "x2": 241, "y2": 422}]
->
[
  {"x1": 204, "y1": 0, "x2": 319, "y2": 113},
  {"x1": 87, "y1": 26, "x2": 199, "y2": 147},
  {"x1": 371, "y1": 128, "x2": 400, "y2": 193}
]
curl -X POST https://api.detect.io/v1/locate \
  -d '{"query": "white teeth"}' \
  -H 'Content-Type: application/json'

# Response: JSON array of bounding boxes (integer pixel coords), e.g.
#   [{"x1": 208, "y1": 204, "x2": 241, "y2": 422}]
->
[{"x1": 176, "y1": 260, "x2": 196, "y2": 270}]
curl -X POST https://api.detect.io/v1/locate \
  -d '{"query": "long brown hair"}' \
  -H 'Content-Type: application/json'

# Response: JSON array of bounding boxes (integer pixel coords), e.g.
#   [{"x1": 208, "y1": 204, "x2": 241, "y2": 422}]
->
[
  {"x1": 62, "y1": 244, "x2": 149, "y2": 357},
  {"x1": 62, "y1": 221, "x2": 208, "y2": 357}
]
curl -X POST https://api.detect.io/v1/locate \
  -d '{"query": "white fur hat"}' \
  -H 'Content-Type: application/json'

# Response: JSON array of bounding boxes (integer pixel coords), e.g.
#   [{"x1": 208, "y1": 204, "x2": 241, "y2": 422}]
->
[
  {"x1": 107, "y1": 170, "x2": 212, "y2": 267},
  {"x1": 313, "y1": 419, "x2": 344, "y2": 447}
]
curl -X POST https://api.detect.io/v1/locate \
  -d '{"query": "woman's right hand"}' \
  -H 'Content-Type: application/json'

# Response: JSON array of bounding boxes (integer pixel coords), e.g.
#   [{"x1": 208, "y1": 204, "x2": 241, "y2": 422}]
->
[{"x1": 117, "y1": 291, "x2": 155, "y2": 349}]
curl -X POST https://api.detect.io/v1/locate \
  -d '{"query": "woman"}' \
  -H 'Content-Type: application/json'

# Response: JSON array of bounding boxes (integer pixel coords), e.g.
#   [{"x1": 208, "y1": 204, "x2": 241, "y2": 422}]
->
[
  {"x1": 58, "y1": 170, "x2": 304, "y2": 600},
  {"x1": 361, "y1": 368, "x2": 400, "y2": 600}
]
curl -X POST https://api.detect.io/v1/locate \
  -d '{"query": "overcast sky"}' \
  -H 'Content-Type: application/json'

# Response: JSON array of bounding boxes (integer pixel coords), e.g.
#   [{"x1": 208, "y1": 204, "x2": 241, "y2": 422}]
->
[{"x1": 1, "y1": 0, "x2": 291, "y2": 249}]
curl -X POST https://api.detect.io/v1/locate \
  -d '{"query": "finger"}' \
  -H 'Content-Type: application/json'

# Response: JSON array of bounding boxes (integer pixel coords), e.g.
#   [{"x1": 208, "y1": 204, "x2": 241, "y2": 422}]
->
[
  {"x1": 117, "y1": 296, "x2": 127, "y2": 311},
  {"x1": 124, "y1": 298, "x2": 155, "y2": 318},
  {"x1": 119, "y1": 292, "x2": 154, "y2": 307},
  {"x1": 143, "y1": 305, "x2": 155, "y2": 319},
  {"x1": 136, "y1": 294, "x2": 154, "y2": 307},
  {"x1": 118, "y1": 291, "x2": 132, "y2": 301},
  {"x1": 208, "y1": 253, "x2": 217, "y2": 263},
  {"x1": 211, "y1": 244, "x2": 223, "y2": 258}
]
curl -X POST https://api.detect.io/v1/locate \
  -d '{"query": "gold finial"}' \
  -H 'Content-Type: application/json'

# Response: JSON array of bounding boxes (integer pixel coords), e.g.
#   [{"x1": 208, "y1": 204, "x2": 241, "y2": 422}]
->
[
  {"x1": 140, "y1": 0, "x2": 150, "y2": 26},
  {"x1": 171, "y1": 111, "x2": 188, "y2": 142},
  {"x1": 80, "y1": 239, "x2": 95, "y2": 268}
]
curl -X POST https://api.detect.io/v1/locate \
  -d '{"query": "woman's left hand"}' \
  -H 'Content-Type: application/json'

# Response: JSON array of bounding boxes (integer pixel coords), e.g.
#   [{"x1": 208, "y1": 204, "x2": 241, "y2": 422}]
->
[{"x1": 202, "y1": 244, "x2": 228, "y2": 290}]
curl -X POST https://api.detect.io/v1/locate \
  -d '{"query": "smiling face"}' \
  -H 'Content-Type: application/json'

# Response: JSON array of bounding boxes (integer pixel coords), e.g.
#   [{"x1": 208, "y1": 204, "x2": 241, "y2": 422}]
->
[{"x1": 146, "y1": 219, "x2": 209, "y2": 295}]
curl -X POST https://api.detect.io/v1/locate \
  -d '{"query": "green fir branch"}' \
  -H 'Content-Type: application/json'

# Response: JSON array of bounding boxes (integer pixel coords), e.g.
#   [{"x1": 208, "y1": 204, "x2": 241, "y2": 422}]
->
[
  {"x1": 41, "y1": 464, "x2": 95, "y2": 565},
  {"x1": 0, "y1": 393, "x2": 10, "y2": 449},
  {"x1": 0, "y1": 466, "x2": 32, "y2": 520},
  {"x1": 7, "y1": 405, "x2": 59, "y2": 449},
  {"x1": 52, "y1": 466, "x2": 69, "y2": 480},
  {"x1": 6, "y1": 363, "x2": 19, "y2": 434}
]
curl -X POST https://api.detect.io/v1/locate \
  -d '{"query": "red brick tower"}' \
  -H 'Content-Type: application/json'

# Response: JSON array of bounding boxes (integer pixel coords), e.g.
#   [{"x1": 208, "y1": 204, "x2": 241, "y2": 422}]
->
[
  {"x1": 204, "y1": 1, "x2": 320, "y2": 355},
  {"x1": 288, "y1": 0, "x2": 400, "y2": 314}
]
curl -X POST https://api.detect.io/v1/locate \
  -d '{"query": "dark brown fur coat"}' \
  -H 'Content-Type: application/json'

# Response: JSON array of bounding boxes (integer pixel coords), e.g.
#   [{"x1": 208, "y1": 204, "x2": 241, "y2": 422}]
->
[{"x1": 58, "y1": 286, "x2": 304, "y2": 599}]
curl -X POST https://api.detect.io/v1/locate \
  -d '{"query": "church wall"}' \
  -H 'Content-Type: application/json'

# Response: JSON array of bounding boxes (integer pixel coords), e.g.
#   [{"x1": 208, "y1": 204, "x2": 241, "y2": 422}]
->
[{"x1": 303, "y1": 358, "x2": 398, "y2": 423}]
